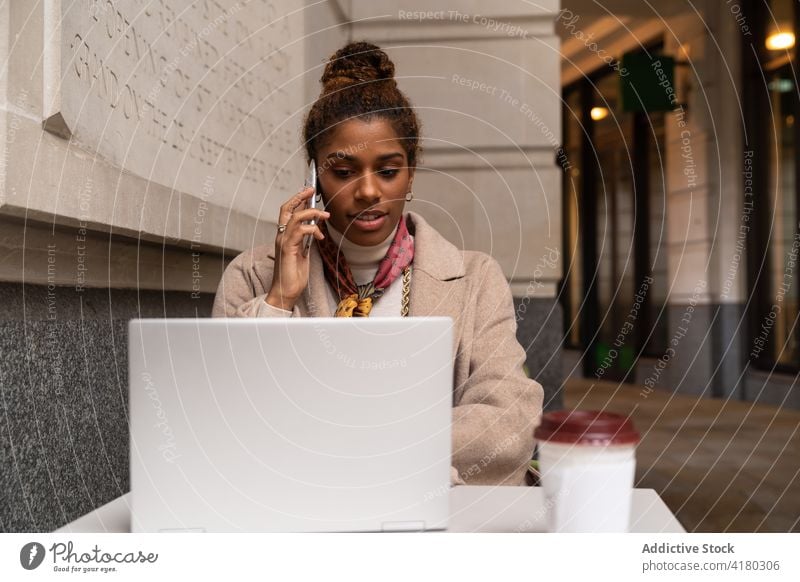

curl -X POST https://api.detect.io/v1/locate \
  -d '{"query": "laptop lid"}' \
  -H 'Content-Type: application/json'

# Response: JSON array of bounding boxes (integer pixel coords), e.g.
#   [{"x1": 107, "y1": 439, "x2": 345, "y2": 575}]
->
[{"x1": 129, "y1": 317, "x2": 453, "y2": 532}]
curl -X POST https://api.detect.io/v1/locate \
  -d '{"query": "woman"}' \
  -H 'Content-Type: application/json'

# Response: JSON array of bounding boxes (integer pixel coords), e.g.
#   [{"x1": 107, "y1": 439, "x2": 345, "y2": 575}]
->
[{"x1": 212, "y1": 41, "x2": 543, "y2": 486}]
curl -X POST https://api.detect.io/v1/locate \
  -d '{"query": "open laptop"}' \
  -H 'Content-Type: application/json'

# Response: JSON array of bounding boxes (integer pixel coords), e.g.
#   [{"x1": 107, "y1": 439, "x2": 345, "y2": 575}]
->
[{"x1": 129, "y1": 317, "x2": 453, "y2": 532}]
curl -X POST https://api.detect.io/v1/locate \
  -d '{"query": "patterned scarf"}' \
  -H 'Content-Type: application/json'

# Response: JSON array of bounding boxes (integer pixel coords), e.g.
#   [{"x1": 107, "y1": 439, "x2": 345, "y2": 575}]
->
[{"x1": 316, "y1": 215, "x2": 414, "y2": 317}]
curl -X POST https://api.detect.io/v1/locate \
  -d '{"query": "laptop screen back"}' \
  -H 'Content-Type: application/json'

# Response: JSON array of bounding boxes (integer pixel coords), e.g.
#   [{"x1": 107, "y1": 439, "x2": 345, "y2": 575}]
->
[{"x1": 129, "y1": 317, "x2": 453, "y2": 532}]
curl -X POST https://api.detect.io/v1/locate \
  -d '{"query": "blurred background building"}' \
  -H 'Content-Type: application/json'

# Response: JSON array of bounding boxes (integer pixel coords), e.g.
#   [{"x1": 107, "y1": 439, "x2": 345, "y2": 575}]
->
[
  {"x1": 556, "y1": 0, "x2": 799, "y2": 531},
  {"x1": 558, "y1": 0, "x2": 798, "y2": 409}
]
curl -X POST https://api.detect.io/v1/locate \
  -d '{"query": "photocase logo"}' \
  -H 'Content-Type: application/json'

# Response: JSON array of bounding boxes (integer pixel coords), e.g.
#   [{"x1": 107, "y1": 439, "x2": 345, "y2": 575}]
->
[{"x1": 20, "y1": 542, "x2": 46, "y2": 570}]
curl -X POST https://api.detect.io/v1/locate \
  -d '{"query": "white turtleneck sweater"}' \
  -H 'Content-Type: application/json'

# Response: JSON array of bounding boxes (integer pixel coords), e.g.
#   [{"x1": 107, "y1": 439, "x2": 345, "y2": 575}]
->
[{"x1": 259, "y1": 220, "x2": 408, "y2": 317}]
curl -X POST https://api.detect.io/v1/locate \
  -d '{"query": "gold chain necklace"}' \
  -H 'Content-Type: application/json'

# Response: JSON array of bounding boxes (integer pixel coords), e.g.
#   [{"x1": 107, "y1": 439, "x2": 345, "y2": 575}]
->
[{"x1": 401, "y1": 265, "x2": 411, "y2": 317}]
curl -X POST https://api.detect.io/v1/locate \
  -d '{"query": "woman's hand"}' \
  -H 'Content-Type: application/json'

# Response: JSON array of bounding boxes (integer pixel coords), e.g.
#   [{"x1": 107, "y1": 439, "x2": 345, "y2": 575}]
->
[{"x1": 266, "y1": 186, "x2": 330, "y2": 311}]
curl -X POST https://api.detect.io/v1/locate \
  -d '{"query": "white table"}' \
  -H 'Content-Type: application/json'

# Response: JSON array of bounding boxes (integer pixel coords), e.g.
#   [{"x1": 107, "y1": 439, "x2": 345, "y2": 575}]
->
[{"x1": 56, "y1": 487, "x2": 685, "y2": 533}]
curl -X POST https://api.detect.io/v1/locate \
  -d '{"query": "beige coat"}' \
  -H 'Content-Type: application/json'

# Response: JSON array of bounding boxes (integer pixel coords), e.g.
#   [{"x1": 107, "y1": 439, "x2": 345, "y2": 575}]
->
[{"x1": 212, "y1": 211, "x2": 543, "y2": 485}]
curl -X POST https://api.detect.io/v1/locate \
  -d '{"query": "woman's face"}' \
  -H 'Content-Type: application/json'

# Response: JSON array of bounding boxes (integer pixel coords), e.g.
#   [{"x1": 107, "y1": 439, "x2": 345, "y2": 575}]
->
[{"x1": 315, "y1": 118, "x2": 414, "y2": 246}]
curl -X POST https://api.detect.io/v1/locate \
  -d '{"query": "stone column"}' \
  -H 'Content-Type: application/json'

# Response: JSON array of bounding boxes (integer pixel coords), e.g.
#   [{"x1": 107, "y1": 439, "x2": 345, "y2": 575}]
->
[
  {"x1": 347, "y1": 0, "x2": 564, "y2": 409},
  {"x1": 660, "y1": 4, "x2": 748, "y2": 399}
]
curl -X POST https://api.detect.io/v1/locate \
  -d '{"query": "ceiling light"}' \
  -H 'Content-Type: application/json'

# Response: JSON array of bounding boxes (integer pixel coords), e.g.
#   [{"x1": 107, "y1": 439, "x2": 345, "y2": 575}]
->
[
  {"x1": 590, "y1": 107, "x2": 609, "y2": 121},
  {"x1": 766, "y1": 31, "x2": 795, "y2": 50}
]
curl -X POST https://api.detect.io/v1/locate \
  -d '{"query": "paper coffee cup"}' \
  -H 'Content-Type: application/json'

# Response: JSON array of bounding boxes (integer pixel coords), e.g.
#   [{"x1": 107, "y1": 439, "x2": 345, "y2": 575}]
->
[{"x1": 534, "y1": 410, "x2": 640, "y2": 533}]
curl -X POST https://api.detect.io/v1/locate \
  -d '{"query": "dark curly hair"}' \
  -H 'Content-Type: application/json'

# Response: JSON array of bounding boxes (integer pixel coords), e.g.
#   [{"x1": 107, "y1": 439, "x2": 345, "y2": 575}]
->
[{"x1": 303, "y1": 41, "x2": 422, "y2": 169}]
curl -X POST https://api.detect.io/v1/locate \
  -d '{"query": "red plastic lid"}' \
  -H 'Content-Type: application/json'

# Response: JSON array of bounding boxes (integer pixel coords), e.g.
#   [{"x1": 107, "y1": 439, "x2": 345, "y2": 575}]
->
[{"x1": 534, "y1": 410, "x2": 640, "y2": 445}]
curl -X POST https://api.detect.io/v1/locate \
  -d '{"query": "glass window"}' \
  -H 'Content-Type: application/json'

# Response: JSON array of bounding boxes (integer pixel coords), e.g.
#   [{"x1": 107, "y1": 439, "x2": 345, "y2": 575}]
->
[
  {"x1": 593, "y1": 73, "x2": 636, "y2": 379},
  {"x1": 765, "y1": 63, "x2": 799, "y2": 367},
  {"x1": 562, "y1": 88, "x2": 583, "y2": 348},
  {"x1": 646, "y1": 113, "x2": 669, "y2": 356},
  {"x1": 743, "y1": 0, "x2": 800, "y2": 372},
  {"x1": 560, "y1": 46, "x2": 670, "y2": 379}
]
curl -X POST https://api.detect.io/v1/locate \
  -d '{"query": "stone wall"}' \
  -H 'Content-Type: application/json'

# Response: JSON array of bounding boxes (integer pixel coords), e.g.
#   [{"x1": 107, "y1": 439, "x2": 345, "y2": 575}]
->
[
  {"x1": 0, "y1": 0, "x2": 319, "y2": 533},
  {"x1": 0, "y1": 283, "x2": 213, "y2": 532},
  {"x1": 348, "y1": 0, "x2": 565, "y2": 405}
]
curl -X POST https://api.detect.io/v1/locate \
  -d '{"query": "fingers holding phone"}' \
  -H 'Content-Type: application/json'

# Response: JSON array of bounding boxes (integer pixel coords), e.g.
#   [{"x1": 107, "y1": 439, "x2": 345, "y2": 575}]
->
[{"x1": 267, "y1": 174, "x2": 329, "y2": 311}]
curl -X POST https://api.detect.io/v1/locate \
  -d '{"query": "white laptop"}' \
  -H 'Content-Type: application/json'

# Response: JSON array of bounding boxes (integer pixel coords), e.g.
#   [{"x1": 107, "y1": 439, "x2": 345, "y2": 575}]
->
[{"x1": 129, "y1": 317, "x2": 453, "y2": 532}]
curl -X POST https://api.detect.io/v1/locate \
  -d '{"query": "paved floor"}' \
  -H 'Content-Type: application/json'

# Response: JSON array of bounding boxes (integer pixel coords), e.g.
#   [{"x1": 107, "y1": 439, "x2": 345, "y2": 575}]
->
[{"x1": 564, "y1": 379, "x2": 800, "y2": 532}]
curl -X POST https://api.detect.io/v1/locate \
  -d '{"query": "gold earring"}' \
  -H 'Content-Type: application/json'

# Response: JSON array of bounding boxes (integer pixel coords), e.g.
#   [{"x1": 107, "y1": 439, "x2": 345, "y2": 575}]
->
[{"x1": 405, "y1": 191, "x2": 414, "y2": 202}]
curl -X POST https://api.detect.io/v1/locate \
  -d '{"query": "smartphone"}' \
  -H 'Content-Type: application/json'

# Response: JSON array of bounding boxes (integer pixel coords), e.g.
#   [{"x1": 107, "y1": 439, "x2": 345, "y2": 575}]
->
[{"x1": 302, "y1": 160, "x2": 317, "y2": 256}]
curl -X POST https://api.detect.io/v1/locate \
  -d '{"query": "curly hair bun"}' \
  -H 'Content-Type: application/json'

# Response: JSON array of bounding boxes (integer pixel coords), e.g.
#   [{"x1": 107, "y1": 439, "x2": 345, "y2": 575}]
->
[
  {"x1": 320, "y1": 41, "x2": 396, "y2": 93},
  {"x1": 305, "y1": 40, "x2": 421, "y2": 168}
]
